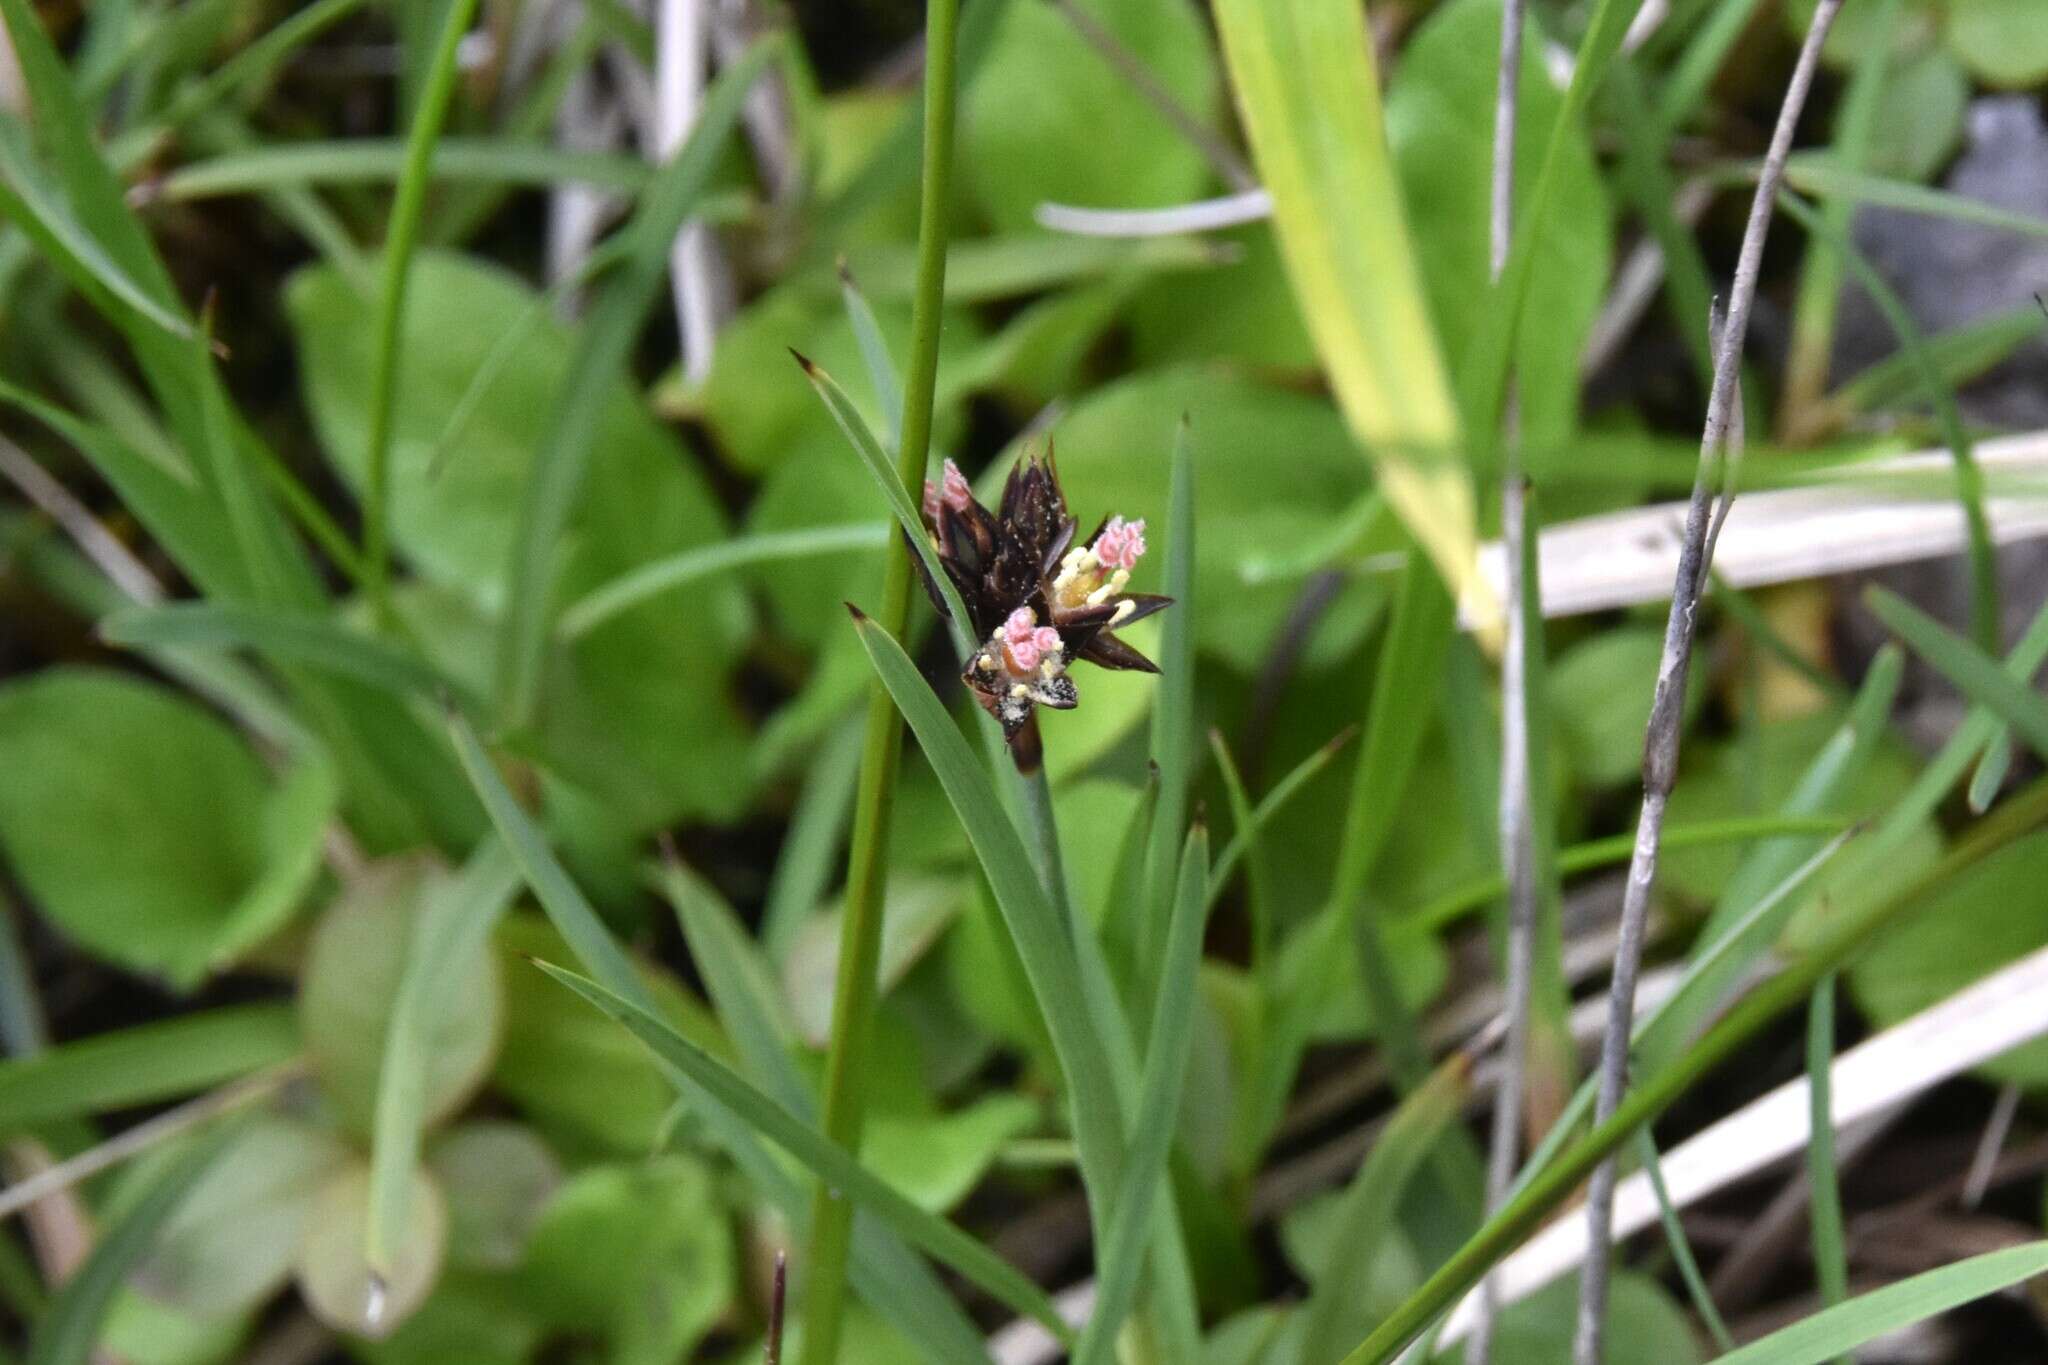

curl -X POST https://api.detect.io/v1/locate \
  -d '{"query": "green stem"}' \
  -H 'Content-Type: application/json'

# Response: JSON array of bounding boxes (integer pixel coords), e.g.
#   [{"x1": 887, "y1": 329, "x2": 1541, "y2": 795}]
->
[
  {"x1": 798, "y1": 3, "x2": 960, "y2": 1361},
  {"x1": 360, "y1": 0, "x2": 480, "y2": 621},
  {"x1": 1342, "y1": 776, "x2": 2048, "y2": 1365}
]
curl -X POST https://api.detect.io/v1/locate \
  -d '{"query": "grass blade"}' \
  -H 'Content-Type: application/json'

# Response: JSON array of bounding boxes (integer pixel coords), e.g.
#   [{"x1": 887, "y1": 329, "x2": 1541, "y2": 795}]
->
[
  {"x1": 532, "y1": 959, "x2": 1068, "y2": 1338},
  {"x1": 839, "y1": 263, "x2": 906, "y2": 450},
  {"x1": 1211, "y1": 0, "x2": 1479, "y2": 606},
  {"x1": 1206, "y1": 724, "x2": 1356, "y2": 911},
  {"x1": 1404, "y1": 813, "x2": 1851, "y2": 933},
  {"x1": 26, "y1": 1120, "x2": 245, "y2": 1365},
  {"x1": 848, "y1": 610, "x2": 1125, "y2": 1217},
  {"x1": 362, "y1": 0, "x2": 483, "y2": 615},
  {"x1": 495, "y1": 40, "x2": 778, "y2": 723},
  {"x1": 155, "y1": 140, "x2": 659, "y2": 200},
  {"x1": 1805, "y1": 974, "x2": 1850, "y2": 1363},
  {"x1": 760, "y1": 717, "x2": 866, "y2": 960},
  {"x1": 1866, "y1": 587, "x2": 2048, "y2": 758},
  {"x1": 796, "y1": 355, "x2": 972, "y2": 647},
  {"x1": 1779, "y1": 158, "x2": 2048, "y2": 243},
  {"x1": 1073, "y1": 826, "x2": 1209, "y2": 1365},
  {"x1": 1299, "y1": 1058, "x2": 1472, "y2": 1365},
  {"x1": 364, "y1": 840, "x2": 520, "y2": 1283},
  {"x1": 560, "y1": 524, "x2": 887, "y2": 641},
  {"x1": 0, "y1": 1005, "x2": 296, "y2": 1131},
  {"x1": 1705, "y1": 1243, "x2": 2048, "y2": 1365},
  {"x1": 657, "y1": 860, "x2": 811, "y2": 1116},
  {"x1": 100, "y1": 602, "x2": 475, "y2": 709},
  {"x1": 1634, "y1": 1127, "x2": 1734, "y2": 1353}
]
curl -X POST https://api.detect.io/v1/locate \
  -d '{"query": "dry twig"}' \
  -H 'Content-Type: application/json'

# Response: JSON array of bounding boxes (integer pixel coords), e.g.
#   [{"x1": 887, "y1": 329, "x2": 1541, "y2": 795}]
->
[{"x1": 1574, "y1": 3, "x2": 1847, "y2": 1356}]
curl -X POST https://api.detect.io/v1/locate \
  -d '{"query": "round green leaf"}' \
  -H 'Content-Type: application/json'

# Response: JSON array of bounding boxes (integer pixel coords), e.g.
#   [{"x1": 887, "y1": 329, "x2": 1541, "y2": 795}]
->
[
  {"x1": 518, "y1": 1156, "x2": 734, "y2": 1365},
  {"x1": 1947, "y1": 0, "x2": 2048, "y2": 87},
  {"x1": 961, "y1": 0, "x2": 1220, "y2": 232},
  {"x1": 295, "y1": 1160, "x2": 449, "y2": 1339},
  {"x1": 133, "y1": 1116, "x2": 350, "y2": 1319},
  {"x1": 427, "y1": 1121, "x2": 562, "y2": 1271},
  {"x1": 0, "y1": 668, "x2": 324, "y2": 988},
  {"x1": 1868, "y1": 47, "x2": 1969, "y2": 180},
  {"x1": 1552, "y1": 627, "x2": 1705, "y2": 789},
  {"x1": 300, "y1": 858, "x2": 503, "y2": 1136}
]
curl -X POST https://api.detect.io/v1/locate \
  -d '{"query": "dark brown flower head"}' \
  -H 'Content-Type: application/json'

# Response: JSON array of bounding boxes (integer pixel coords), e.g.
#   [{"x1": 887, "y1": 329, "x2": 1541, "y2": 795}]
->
[{"x1": 918, "y1": 446, "x2": 1173, "y2": 771}]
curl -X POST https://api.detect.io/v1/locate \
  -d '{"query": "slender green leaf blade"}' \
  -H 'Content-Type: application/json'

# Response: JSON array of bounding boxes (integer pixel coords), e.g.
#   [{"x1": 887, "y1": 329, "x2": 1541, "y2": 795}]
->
[
  {"x1": 1867, "y1": 587, "x2": 2048, "y2": 758},
  {"x1": 0, "y1": 1006, "x2": 296, "y2": 1132},
  {"x1": 1707, "y1": 1243, "x2": 2048, "y2": 1365}
]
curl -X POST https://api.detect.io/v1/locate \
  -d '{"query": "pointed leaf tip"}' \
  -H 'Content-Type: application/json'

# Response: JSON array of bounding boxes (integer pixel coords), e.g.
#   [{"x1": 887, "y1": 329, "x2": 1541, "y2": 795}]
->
[{"x1": 789, "y1": 347, "x2": 817, "y2": 374}]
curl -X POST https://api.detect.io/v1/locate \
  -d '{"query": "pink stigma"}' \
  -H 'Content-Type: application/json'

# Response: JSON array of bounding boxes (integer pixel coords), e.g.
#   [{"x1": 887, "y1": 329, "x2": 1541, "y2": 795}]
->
[
  {"x1": 1092, "y1": 516, "x2": 1146, "y2": 571},
  {"x1": 922, "y1": 460, "x2": 976, "y2": 523},
  {"x1": 1002, "y1": 607, "x2": 1059, "y2": 673}
]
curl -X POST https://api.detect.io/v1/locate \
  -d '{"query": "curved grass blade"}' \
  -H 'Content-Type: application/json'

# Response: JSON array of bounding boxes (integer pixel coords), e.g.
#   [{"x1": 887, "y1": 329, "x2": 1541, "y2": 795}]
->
[
  {"x1": 1072, "y1": 827, "x2": 1209, "y2": 1365},
  {"x1": 1805, "y1": 974, "x2": 1850, "y2": 1363},
  {"x1": 1706, "y1": 1242, "x2": 2048, "y2": 1365},
  {"x1": 796, "y1": 355, "x2": 972, "y2": 648},
  {"x1": 26, "y1": 1119, "x2": 245, "y2": 1365},
  {"x1": 1779, "y1": 159, "x2": 2048, "y2": 243},
  {"x1": 1866, "y1": 588, "x2": 2048, "y2": 758},
  {"x1": 1209, "y1": 735, "x2": 1271, "y2": 976},
  {"x1": 0, "y1": 1005, "x2": 296, "y2": 1131},
  {"x1": 365, "y1": 840, "x2": 520, "y2": 1283},
  {"x1": 156, "y1": 140, "x2": 659, "y2": 200},
  {"x1": 1206, "y1": 723, "x2": 1356, "y2": 910},
  {"x1": 1404, "y1": 813, "x2": 1851, "y2": 932},
  {"x1": 100, "y1": 603, "x2": 477, "y2": 710},
  {"x1": 559, "y1": 524, "x2": 887, "y2": 641},
  {"x1": 848, "y1": 610, "x2": 1126, "y2": 1219},
  {"x1": 496, "y1": 40, "x2": 781, "y2": 724},
  {"x1": 0, "y1": 127, "x2": 196, "y2": 343},
  {"x1": 657, "y1": 860, "x2": 811, "y2": 1116},
  {"x1": 1299, "y1": 1057, "x2": 1471, "y2": 1365},
  {"x1": 1635, "y1": 1127, "x2": 1734, "y2": 1353},
  {"x1": 361, "y1": 0, "x2": 484, "y2": 613},
  {"x1": 1211, "y1": 0, "x2": 1479, "y2": 607},
  {"x1": 533, "y1": 959, "x2": 1068, "y2": 1339},
  {"x1": 760, "y1": 716, "x2": 865, "y2": 960},
  {"x1": 839, "y1": 263, "x2": 905, "y2": 449},
  {"x1": 446, "y1": 709, "x2": 997, "y2": 1363}
]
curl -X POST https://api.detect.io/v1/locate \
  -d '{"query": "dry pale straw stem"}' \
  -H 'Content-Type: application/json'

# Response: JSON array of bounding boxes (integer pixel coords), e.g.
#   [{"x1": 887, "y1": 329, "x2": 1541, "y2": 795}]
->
[
  {"x1": 1472, "y1": 0, "x2": 1531, "y2": 1358},
  {"x1": 1574, "y1": 2, "x2": 1847, "y2": 1359}
]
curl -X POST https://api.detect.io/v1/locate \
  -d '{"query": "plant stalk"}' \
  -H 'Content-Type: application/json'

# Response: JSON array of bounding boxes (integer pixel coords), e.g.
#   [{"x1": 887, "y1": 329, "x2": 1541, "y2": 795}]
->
[
  {"x1": 797, "y1": 2, "x2": 960, "y2": 1361},
  {"x1": 1572, "y1": 4, "x2": 1842, "y2": 1357}
]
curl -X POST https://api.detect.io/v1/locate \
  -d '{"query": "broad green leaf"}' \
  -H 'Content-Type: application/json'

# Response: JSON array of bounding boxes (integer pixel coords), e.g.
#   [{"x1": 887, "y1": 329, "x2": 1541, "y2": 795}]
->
[
  {"x1": 1706, "y1": 1242, "x2": 2048, "y2": 1364},
  {"x1": 960, "y1": 0, "x2": 1218, "y2": 232},
  {"x1": 354, "y1": 1272, "x2": 538, "y2": 1365},
  {"x1": 862, "y1": 1094, "x2": 1038, "y2": 1215},
  {"x1": 26, "y1": 1123, "x2": 244, "y2": 1365},
  {"x1": 133, "y1": 1117, "x2": 349, "y2": 1319},
  {"x1": 1387, "y1": 0, "x2": 1612, "y2": 446},
  {"x1": 1946, "y1": 0, "x2": 2048, "y2": 87},
  {"x1": 295, "y1": 1161, "x2": 447, "y2": 1338},
  {"x1": 0, "y1": 669, "x2": 329, "y2": 987},
  {"x1": 366, "y1": 843, "x2": 522, "y2": 1281},
  {"x1": 0, "y1": 1005, "x2": 296, "y2": 1133},
  {"x1": 1442, "y1": 1271, "x2": 1704, "y2": 1364},
  {"x1": 1867, "y1": 46, "x2": 1968, "y2": 180},
  {"x1": 1140, "y1": 424, "x2": 1198, "y2": 987},
  {"x1": 1127, "y1": 225, "x2": 1316, "y2": 371},
  {"x1": 1850, "y1": 831, "x2": 2048, "y2": 1087},
  {"x1": 287, "y1": 252, "x2": 753, "y2": 827},
  {"x1": 518, "y1": 1157, "x2": 733, "y2": 1365},
  {"x1": 1551, "y1": 628, "x2": 1705, "y2": 788},
  {"x1": 1213, "y1": 0, "x2": 1480, "y2": 612},
  {"x1": 299, "y1": 859, "x2": 503, "y2": 1137},
  {"x1": 782, "y1": 877, "x2": 965, "y2": 1047},
  {"x1": 427, "y1": 1122, "x2": 561, "y2": 1272}
]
